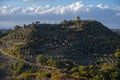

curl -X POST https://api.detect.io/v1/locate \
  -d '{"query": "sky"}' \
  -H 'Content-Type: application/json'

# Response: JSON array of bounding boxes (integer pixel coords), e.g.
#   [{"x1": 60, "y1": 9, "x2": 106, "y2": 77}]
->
[{"x1": 0, "y1": 0, "x2": 120, "y2": 29}]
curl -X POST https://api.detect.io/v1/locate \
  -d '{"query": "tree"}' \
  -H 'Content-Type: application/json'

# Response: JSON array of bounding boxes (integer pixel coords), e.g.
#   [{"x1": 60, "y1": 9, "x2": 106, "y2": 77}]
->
[
  {"x1": 52, "y1": 60, "x2": 66, "y2": 68},
  {"x1": 114, "y1": 50, "x2": 120, "y2": 58},
  {"x1": 0, "y1": 31, "x2": 6, "y2": 38},
  {"x1": 47, "y1": 58, "x2": 54, "y2": 66},
  {"x1": 0, "y1": 68, "x2": 6, "y2": 78},
  {"x1": 0, "y1": 31, "x2": 2, "y2": 35},
  {"x1": 13, "y1": 63, "x2": 25, "y2": 76},
  {"x1": 70, "y1": 67, "x2": 79, "y2": 73},
  {"x1": 15, "y1": 25, "x2": 21, "y2": 30},
  {"x1": 18, "y1": 73, "x2": 33, "y2": 79},
  {"x1": 36, "y1": 55, "x2": 48, "y2": 65},
  {"x1": 78, "y1": 66, "x2": 89, "y2": 76},
  {"x1": 111, "y1": 71, "x2": 120, "y2": 79}
]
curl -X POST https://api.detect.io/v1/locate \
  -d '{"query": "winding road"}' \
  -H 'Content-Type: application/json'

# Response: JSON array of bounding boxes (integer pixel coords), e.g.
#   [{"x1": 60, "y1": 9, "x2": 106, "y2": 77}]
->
[{"x1": 0, "y1": 48, "x2": 57, "y2": 71}]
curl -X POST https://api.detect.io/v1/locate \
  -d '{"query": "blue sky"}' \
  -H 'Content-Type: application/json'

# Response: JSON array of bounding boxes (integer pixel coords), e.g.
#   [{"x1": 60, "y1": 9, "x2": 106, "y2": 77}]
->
[
  {"x1": 1, "y1": 0, "x2": 120, "y2": 6},
  {"x1": 0, "y1": 0, "x2": 120, "y2": 29}
]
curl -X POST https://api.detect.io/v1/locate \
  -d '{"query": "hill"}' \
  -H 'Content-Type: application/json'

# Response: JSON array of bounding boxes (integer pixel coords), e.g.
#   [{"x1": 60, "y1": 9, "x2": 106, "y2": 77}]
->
[
  {"x1": 112, "y1": 29, "x2": 120, "y2": 35},
  {"x1": 0, "y1": 29, "x2": 10, "y2": 32},
  {"x1": 1, "y1": 17, "x2": 120, "y2": 65},
  {"x1": 0, "y1": 29, "x2": 9, "y2": 38},
  {"x1": 0, "y1": 17, "x2": 120, "y2": 79}
]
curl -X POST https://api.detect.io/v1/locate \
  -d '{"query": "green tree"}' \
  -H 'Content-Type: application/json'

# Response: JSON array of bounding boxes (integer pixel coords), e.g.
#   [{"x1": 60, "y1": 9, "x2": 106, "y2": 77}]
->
[
  {"x1": 47, "y1": 58, "x2": 54, "y2": 66},
  {"x1": 13, "y1": 63, "x2": 25, "y2": 76},
  {"x1": 52, "y1": 60, "x2": 65, "y2": 68},
  {"x1": 111, "y1": 71, "x2": 120, "y2": 79},
  {"x1": 18, "y1": 73, "x2": 33, "y2": 79},
  {"x1": 70, "y1": 67, "x2": 79, "y2": 73},
  {"x1": 36, "y1": 55, "x2": 48, "y2": 65},
  {"x1": 15, "y1": 25, "x2": 21, "y2": 30},
  {"x1": 114, "y1": 51, "x2": 120, "y2": 58}
]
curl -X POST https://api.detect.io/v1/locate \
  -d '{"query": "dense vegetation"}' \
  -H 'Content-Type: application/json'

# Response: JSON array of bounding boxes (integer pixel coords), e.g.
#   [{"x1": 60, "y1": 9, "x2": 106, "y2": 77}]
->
[{"x1": 0, "y1": 17, "x2": 120, "y2": 80}]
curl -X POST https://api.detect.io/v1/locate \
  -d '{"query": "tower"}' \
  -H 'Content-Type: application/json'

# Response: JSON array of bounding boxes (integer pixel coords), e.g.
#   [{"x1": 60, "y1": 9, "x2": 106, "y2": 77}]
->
[{"x1": 76, "y1": 16, "x2": 80, "y2": 21}]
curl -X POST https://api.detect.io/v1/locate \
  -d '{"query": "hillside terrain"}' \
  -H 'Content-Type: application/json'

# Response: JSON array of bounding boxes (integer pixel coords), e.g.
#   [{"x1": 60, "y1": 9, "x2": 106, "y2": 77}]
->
[
  {"x1": 112, "y1": 29, "x2": 120, "y2": 35},
  {"x1": 0, "y1": 17, "x2": 120, "y2": 80}
]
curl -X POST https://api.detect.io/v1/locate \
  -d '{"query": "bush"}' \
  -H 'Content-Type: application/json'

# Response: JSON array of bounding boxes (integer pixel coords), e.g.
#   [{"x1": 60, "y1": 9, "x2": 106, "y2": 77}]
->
[
  {"x1": 37, "y1": 72, "x2": 51, "y2": 78},
  {"x1": 36, "y1": 55, "x2": 48, "y2": 65},
  {"x1": 114, "y1": 51, "x2": 120, "y2": 58},
  {"x1": 0, "y1": 68, "x2": 6, "y2": 78},
  {"x1": 18, "y1": 73, "x2": 34, "y2": 79}
]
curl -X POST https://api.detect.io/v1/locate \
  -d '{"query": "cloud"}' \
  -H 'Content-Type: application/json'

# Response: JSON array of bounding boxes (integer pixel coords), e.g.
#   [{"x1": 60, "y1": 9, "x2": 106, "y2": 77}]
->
[
  {"x1": 96, "y1": 4, "x2": 109, "y2": 9},
  {"x1": 36, "y1": 1, "x2": 87, "y2": 14},
  {"x1": 0, "y1": 5, "x2": 21, "y2": 15},
  {"x1": 0, "y1": 1, "x2": 92, "y2": 15},
  {"x1": 96, "y1": 4, "x2": 120, "y2": 17},
  {"x1": 0, "y1": 1, "x2": 120, "y2": 29},
  {"x1": 96, "y1": 4, "x2": 120, "y2": 12},
  {"x1": 113, "y1": 6, "x2": 120, "y2": 11},
  {"x1": 116, "y1": 13, "x2": 120, "y2": 16},
  {"x1": 0, "y1": 1, "x2": 119, "y2": 15}
]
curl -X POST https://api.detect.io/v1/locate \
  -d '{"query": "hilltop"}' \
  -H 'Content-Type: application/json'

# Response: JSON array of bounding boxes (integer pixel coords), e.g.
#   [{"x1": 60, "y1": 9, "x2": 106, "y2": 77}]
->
[{"x1": 0, "y1": 17, "x2": 120, "y2": 79}]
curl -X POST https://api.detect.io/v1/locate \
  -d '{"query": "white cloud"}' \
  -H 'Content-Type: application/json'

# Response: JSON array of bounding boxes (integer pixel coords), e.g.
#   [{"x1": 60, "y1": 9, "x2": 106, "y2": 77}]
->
[
  {"x1": 97, "y1": 4, "x2": 109, "y2": 9},
  {"x1": 0, "y1": 5, "x2": 20, "y2": 15},
  {"x1": 116, "y1": 13, "x2": 120, "y2": 16},
  {"x1": 96, "y1": 4, "x2": 120, "y2": 12},
  {"x1": 21, "y1": 1, "x2": 87, "y2": 14},
  {"x1": 67, "y1": 1, "x2": 84, "y2": 12},
  {"x1": 0, "y1": 1, "x2": 92, "y2": 15},
  {"x1": 0, "y1": 1, "x2": 120, "y2": 29},
  {"x1": 96, "y1": 4, "x2": 120, "y2": 17},
  {"x1": 113, "y1": 6, "x2": 120, "y2": 11},
  {"x1": 0, "y1": 1, "x2": 120, "y2": 17}
]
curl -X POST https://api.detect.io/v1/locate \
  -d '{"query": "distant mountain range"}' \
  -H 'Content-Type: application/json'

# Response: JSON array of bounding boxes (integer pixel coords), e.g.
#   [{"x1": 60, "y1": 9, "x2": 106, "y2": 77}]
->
[
  {"x1": 112, "y1": 29, "x2": 120, "y2": 35},
  {"x1": 0, "y1": 29, "x2": 10, "y2": 32}
]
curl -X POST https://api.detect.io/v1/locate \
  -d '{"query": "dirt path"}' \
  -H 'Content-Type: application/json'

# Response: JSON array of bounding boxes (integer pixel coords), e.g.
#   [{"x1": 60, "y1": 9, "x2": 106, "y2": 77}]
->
[{"x1": 0, "y1": 49, "x2": 57, "y2": 70}]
